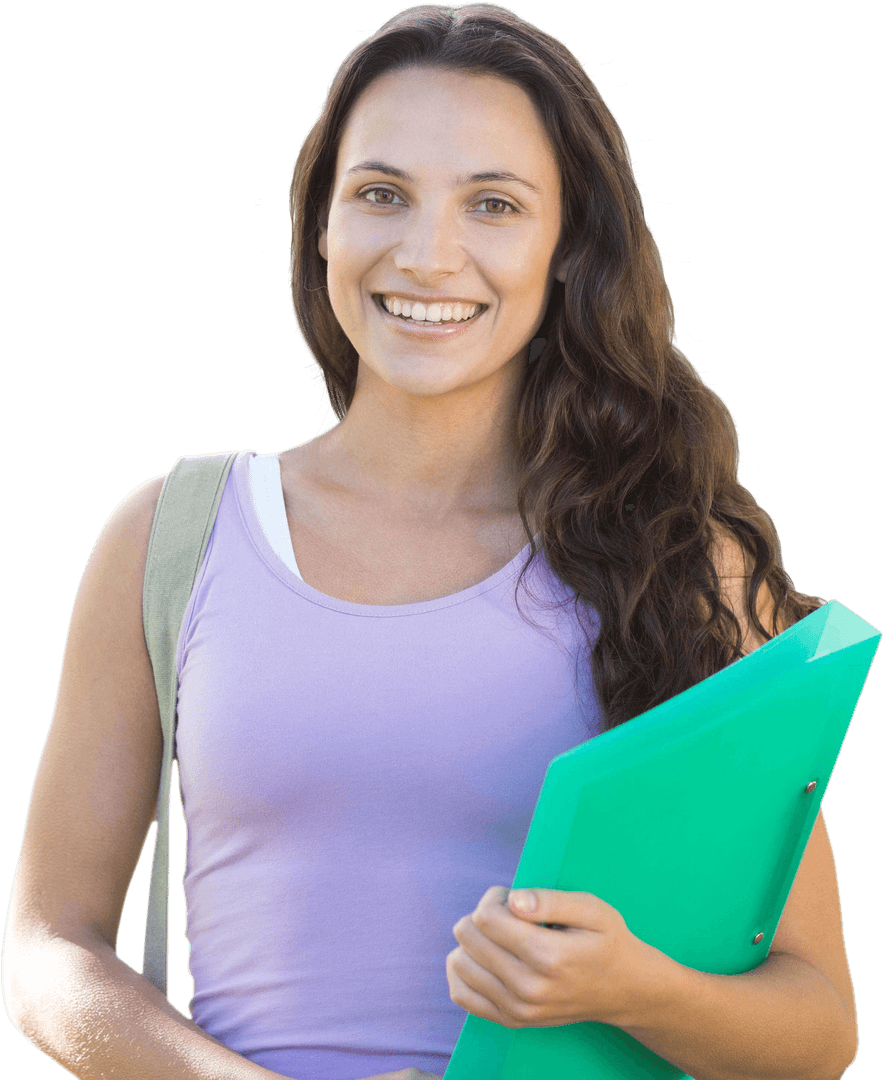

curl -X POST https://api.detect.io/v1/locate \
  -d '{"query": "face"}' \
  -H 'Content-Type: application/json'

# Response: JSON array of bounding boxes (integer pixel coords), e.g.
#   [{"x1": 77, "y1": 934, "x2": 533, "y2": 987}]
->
[{"x1": 317, "y1": 66, "x2": 570, "y2": 399}]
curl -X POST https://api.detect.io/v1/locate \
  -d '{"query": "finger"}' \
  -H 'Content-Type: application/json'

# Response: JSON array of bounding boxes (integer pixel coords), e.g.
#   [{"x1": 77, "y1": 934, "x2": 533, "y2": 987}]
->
[
  {"x1": 463, "y1": 886, "x2": 505, "y2": 924},
  {"x1": 458, "y1": 898, "x2": 546, "y2": 970},
  {"x1": 453, "y1": 909, "x2": 538, "y2": 983},
  {"x1": 478, "y1": 884, "x2": 511, "y2": 907},
  {"x1": 447, "y1": 948, "x2": 516, "y2": 1027},
  {"x1": 450, "y1": 936, "x2": 545, "y2": 1023},
  {"x1": 451, "y1": 938, "x2": 515, "y2": 998}
]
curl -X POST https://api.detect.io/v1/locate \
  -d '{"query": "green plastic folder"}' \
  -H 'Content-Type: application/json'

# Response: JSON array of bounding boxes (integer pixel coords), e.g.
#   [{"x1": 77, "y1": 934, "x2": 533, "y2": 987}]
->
[{"x1": 443, "y1": 599, "x2": 879, "y2": 1080}]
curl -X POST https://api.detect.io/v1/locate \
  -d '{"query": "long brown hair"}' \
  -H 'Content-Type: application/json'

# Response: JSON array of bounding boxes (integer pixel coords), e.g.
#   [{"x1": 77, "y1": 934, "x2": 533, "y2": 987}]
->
[{"x1": 288, "y1": 3, "x2": 826, "y2": 734}]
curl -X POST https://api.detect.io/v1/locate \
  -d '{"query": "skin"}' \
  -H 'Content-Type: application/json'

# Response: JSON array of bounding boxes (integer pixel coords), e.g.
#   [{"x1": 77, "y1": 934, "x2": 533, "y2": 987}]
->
[
  {"x1": 447, "y1": 885, "x2": 665, "y2": 1032},
  {"x1": 312, "y1": 65, "x2": 572, "y2": 521}
]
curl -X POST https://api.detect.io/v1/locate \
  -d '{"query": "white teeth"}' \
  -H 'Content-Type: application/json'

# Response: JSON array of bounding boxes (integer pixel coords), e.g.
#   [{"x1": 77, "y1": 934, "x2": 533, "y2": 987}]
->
[{"x1": 381, "y1": 295, "x2": 480, "y2": 323}]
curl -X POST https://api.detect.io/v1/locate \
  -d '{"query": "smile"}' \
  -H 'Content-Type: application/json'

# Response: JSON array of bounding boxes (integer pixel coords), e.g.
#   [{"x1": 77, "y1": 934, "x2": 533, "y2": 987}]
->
[{"x1": 372, "y1": 293, "x2": 487, "y2": 339}]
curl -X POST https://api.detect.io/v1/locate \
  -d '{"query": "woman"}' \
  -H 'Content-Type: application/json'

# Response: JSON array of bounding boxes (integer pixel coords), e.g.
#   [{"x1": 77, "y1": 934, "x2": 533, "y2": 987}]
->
[{"x1": 3, "y1": 5, "x2": 858, "y2": 1080}]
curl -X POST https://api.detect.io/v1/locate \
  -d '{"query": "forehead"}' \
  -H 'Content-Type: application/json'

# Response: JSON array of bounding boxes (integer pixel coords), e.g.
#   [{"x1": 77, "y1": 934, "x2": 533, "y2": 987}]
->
[{"x1": 337, "y1": 66, "x2": 559, "y2": 189}]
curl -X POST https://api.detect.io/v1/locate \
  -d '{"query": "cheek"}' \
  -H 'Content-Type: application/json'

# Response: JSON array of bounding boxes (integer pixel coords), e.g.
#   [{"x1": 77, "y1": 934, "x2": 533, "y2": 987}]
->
[
  {"x1": 503, "y1": 250, "x2": 551, "y2": 290},
  {"x1": 482, "y1": 264, "x2": 549, "y2": 316},
  {"x1": 328, "y1": 214, "x2": 389, "y2": 260},
  {"x1": 325, "y1": 237, "x2": 383, "y2": 309}
]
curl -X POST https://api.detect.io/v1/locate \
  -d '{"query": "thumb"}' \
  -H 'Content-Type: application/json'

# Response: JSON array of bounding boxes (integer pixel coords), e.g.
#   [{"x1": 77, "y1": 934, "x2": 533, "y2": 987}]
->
[
  {"x1": 508, "y1": 888, "x2": 540, "y2": 915},
  {"x1": 508, "y1": 887, "x2": 604, "y2": 929}
]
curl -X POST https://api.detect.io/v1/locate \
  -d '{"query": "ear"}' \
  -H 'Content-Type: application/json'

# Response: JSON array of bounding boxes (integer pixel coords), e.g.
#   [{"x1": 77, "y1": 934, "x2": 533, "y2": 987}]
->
[
  {"x1": 317, "y1": 203, "x2": 329, "y2": 262},
  {"x1": 553, "y1": 248, "x2": 572, "y2": 284}
]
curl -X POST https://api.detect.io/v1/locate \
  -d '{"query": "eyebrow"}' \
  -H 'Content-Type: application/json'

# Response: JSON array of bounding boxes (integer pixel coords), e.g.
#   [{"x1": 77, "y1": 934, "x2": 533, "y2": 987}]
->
[{"x1": 345, "y1": 159, "x2": 542, "y2": 196}]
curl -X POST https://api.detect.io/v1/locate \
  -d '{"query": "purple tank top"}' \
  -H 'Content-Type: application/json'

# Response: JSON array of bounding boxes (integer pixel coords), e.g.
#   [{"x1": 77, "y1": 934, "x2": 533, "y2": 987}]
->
[{"x1": 174, "y1": 449, "x2": 603, "y2": 1080}]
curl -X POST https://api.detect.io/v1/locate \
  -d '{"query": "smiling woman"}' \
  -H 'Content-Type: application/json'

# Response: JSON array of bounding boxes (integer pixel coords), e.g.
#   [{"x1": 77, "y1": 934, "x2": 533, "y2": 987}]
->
[
  {"x1": 3, "y1": 4, "x2": 858, "y2": 1080},
  {"x1": 313, "y1": 62, "x2": 570, "y2": 402}
]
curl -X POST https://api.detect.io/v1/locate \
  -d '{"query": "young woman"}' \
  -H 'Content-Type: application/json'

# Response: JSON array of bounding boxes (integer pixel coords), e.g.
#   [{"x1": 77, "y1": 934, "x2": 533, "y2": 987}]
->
[{"x1": 3, "y1": 5, "x2": 858, "y2": 1080}]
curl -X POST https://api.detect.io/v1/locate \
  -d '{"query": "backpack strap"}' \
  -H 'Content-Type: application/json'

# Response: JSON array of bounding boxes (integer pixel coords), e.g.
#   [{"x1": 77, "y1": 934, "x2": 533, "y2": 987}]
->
[{"x1": 141, "y1": 450, "x2": 238, "y2": 996}]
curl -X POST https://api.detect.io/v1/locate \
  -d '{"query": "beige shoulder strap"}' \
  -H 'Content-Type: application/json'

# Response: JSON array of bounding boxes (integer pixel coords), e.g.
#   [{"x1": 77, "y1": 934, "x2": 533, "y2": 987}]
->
[{"x1": 141, "y1": 450, "x2": 237, "y2": 995}]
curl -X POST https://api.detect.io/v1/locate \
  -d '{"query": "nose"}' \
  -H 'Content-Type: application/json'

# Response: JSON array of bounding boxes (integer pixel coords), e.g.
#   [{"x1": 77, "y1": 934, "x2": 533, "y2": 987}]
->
[{"x1": 391, "y1": 202, "x2": 468, "y2": 282}]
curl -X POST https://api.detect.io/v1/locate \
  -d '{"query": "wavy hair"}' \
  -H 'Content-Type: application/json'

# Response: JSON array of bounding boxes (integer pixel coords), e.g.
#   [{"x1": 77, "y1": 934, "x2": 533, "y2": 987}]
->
[{"x1": 289, "y1": 3, "x2": 827, "y2": 734}]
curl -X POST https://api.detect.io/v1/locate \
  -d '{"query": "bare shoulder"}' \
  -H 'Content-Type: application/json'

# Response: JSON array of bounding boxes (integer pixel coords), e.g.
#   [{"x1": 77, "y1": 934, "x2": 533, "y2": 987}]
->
[
  {"x1": 3, "y1": 466, "x2": 170, "y2": 978},
  {"x1": 707, "y1": 520, "x2": 752, "y2": 578},
  {"x1": 104, "y1": 470, "x2": 170, "y2": 558},
  {"x1": 706, "y1": 521, "x2": 781, "y2": 652}
]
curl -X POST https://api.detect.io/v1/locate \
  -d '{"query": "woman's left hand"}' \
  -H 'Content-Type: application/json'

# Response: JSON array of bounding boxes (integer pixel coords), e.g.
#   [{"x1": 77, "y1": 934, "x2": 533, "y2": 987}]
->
[{"x1": 446, "y1": 885, "x2": 664, "y2": 1030}]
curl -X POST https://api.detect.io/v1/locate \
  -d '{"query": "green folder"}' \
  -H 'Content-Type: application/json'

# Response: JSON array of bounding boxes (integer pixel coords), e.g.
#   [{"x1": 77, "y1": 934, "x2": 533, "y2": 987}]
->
[{"x1": 443, "y1": 599, "x2": 879, "y2": 1080}]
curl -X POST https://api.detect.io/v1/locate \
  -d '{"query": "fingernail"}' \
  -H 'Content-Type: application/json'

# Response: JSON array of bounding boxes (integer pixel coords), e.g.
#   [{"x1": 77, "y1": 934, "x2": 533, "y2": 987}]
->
[{"x1": 511, "y1": 890, "x2": 537, "y2": 912}]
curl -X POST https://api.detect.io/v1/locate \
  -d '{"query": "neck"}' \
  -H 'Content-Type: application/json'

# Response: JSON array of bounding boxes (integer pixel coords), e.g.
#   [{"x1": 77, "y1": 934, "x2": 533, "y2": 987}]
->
[{"x1": 312, "y1": 393, "x2": 523, "y2": 520}]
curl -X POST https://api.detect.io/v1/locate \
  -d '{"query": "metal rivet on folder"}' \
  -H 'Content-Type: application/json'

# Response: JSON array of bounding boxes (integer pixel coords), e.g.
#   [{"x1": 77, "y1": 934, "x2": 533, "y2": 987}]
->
[
  {"x1": 753, "y1": 933, "x2": 764, "y2": 944},
  {"x1": 805, "y1": 781, "x2": 817, "y2": 793}
]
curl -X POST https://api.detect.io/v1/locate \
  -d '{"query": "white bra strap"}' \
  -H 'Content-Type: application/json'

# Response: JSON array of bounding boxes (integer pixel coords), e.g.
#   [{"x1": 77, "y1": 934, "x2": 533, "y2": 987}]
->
[{"x1": 248, "y1": 453, "x2": 302, "y2": 578}]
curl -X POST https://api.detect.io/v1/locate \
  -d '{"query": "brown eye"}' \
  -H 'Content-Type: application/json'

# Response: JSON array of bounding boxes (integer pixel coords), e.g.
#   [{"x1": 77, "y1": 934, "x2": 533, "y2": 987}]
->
[
  {"x1": 480, "y1": 198, "x2": 514, "y2": 215},
  {"x1": 359, "y1": 187, "x2": 518, "y2": 215},
  {"x1": 362, "y1": 187, "x2": 401, "y2": 205}
]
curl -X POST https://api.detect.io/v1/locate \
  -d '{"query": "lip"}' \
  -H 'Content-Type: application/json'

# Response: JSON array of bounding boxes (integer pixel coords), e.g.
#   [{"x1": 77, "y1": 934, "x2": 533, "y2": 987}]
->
[
  {"x1": 372, "y1": 293, "x2": 487, "y2": 339},
  {"x1": 375, "y1": 292, "x2": 486, "y2": 307}
]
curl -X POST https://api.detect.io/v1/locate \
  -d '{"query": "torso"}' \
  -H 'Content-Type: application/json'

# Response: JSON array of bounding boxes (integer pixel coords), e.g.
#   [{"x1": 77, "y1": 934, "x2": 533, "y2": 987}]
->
[{"x1": 277, "y1": 442, "x2": 534, "y2": 606}]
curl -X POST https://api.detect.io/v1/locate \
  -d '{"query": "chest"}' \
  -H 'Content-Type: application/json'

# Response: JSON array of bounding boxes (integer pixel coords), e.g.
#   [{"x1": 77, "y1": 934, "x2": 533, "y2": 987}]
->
[{"x1": 278, "y1": 466, "x2": 531, "y2": 607}]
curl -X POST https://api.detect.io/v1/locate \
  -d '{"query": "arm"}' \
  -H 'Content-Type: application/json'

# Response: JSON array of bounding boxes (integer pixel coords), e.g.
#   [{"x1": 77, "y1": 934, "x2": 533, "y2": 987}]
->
[
  {"x1": 1, "y1": 474, "x2": 285, "y2": 1080},
  {"x1": 448, "y1": 534, "x2": 857, "y2": 1079},
  {"x1": 617, "y1": 943, "x2": 857, "y2": 1080},
  {"x1": 452, "y1": 884, "x2": 856, "y2": 1080},
  {"x1": 611, "y1": 551, "x2": 858, "y2": 1078},
  {"x1": 6, "y1": 926, "x2": 284, "y2": 1080}
]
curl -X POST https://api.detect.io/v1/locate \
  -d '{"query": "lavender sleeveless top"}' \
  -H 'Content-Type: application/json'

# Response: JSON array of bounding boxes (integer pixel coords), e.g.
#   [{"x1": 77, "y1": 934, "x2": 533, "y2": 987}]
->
[{"x1": 174, "y1": 449, "x2": 603, "y2": 1080}]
